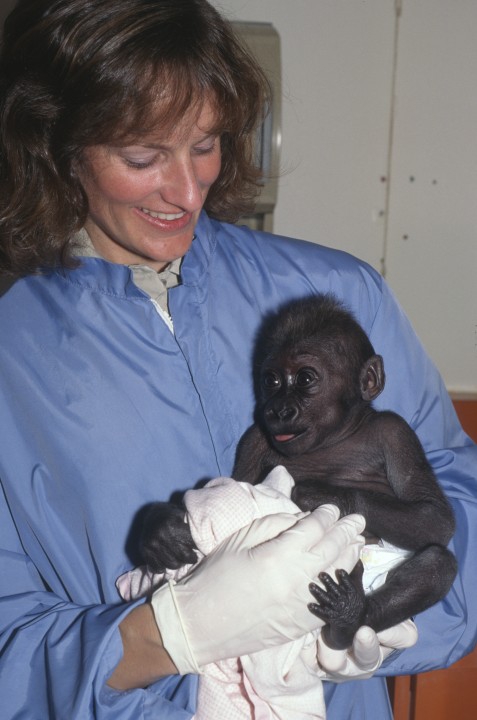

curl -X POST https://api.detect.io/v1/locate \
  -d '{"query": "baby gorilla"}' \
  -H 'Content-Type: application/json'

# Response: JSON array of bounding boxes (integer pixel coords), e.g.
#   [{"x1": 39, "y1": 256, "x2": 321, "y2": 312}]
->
[{"x1": 141, "y1": 293, "x2": 457, "y2": 650}]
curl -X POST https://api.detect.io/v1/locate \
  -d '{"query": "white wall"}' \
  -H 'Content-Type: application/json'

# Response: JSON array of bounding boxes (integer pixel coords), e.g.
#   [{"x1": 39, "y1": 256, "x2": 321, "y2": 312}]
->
[
  {"x1": 213, "y1": 0, "x2": 477, "y2": 394},
  {"x1": 2, "y1": 1, "x2": 475, "y2": 392},
  {"x1": 385, "y1": 1, "x2": 477, "y2": 396}
]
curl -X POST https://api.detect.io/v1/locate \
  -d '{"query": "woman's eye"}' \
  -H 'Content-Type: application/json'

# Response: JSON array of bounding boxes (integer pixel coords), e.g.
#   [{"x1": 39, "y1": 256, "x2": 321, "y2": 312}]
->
[
  {"x1": 194, "y1": 137, "x2": 219, "y2": 155},
  {"x1": 117, "y1": 147, "x2": 159, "y2": 169},
  {"x1": 122, "y1": 156, "x2": 156, "y2": 169},
  {"x1": 194, "y1": 145, "x2": 214, "y2": 156}
]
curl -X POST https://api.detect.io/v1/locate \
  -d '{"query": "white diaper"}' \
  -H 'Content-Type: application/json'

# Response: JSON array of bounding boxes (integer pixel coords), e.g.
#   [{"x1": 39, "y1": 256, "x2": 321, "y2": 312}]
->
[{"x1": 360, "y1": 540, "x2": 412, "y2": 593}]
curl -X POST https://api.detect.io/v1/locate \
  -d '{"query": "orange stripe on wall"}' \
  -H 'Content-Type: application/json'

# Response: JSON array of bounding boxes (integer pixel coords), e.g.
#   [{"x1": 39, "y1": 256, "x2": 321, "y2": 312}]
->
[{"x1": 452, "y1": 398, "x2": 477, "y2": 443}]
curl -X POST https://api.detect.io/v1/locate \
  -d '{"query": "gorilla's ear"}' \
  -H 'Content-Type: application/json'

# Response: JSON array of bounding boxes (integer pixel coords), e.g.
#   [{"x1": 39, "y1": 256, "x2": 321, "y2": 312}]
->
[{"x1": 359, "y1": 354, "x2": 385, "y2": 402}]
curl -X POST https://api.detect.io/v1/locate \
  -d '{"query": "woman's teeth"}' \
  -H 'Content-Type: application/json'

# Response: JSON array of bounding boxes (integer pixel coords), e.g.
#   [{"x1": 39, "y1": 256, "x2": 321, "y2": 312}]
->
[{"x1": 141, "y1": 208, "x2": 185, "y2": 220}]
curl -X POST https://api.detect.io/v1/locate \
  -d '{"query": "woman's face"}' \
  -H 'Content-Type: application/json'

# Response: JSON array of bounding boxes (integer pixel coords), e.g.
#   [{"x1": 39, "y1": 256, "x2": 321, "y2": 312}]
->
[{"x1": 79, "y1": 101, "x2": 221, "y2": 270}]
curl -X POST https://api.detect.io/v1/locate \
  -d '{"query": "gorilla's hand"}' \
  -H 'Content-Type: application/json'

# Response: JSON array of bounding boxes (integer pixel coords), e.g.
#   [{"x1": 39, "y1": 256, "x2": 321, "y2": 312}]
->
[{"x1": 141, "y1": 502, "x2": 197, "y2": 573}]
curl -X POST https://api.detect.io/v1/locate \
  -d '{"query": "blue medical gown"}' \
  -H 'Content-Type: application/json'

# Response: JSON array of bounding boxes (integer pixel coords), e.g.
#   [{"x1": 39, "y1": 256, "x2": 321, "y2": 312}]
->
[{"x1": 0, "y1": 213, "x2": 475, "y2": 719}]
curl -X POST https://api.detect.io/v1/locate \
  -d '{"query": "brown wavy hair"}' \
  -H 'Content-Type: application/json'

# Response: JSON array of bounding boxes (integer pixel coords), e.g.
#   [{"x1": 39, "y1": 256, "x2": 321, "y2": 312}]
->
[{"x1": 0, "y1": 0, "x2": 270, "y2": 275}]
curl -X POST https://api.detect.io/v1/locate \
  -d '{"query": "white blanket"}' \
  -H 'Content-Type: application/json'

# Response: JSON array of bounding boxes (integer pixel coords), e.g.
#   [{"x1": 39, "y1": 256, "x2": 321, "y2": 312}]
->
[
  {"x1": 117, "y1": 466, "x2": 326, "y2": 720},
  {"x1": 117, "y1": 466, "x2": 410, "y2": 719}
]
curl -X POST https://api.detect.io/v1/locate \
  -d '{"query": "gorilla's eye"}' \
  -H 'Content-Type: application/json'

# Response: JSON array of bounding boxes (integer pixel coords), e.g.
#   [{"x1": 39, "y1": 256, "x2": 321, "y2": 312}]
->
[
  {"x1": 295, "y1": 368, "x2": 317, "y2": 388},
  {"x1": 262, "y1": 369, "x2": 281, "y2": 389}
]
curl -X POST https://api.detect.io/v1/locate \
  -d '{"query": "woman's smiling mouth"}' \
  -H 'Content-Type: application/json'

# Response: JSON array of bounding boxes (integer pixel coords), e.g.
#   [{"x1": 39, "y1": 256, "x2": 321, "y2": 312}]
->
[{"x1": 140, "y1": 208, "x2": 186, "y2": 220}]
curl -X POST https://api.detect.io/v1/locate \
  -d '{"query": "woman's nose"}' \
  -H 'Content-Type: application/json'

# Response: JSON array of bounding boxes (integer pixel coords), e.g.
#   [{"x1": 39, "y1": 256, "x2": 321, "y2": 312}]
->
[{"x1": 160, "y1": 155, "x2": 203, "y2": 211}]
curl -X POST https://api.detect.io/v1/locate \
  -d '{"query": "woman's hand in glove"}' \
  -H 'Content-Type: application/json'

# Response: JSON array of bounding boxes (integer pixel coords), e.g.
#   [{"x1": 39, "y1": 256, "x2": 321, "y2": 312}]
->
[
  {"x1": 151, "y1": 504, "x2": 365, "y2": 674},
  {"x1": 316, "y1": 618, "x2": 418, "y2": 681}
]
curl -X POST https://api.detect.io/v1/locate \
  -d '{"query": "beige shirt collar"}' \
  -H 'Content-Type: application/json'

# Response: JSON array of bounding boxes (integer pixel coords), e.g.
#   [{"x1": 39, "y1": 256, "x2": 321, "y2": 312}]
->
[{"x1": 73, "y1": 229, "x2": 181, "y2": 312}]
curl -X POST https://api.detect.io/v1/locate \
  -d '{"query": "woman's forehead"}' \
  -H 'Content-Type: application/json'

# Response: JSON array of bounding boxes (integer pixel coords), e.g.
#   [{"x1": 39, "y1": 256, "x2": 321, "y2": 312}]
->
[{"x1": 115, "y1": 93, "x2": 221, "y2": 144}]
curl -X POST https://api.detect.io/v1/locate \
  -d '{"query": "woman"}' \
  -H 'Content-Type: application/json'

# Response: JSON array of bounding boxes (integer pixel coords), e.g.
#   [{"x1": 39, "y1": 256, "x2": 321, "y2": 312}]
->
[{"x1": 0, "y1": 1, "x2": 475, "y2": 718}]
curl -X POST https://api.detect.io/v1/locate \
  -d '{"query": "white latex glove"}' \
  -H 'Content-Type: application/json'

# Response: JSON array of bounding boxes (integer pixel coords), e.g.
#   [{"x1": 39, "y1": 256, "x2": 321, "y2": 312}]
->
[
  {"x1": 316, "y1": 618, "x2": 418, "y2": 681},
  {"x1": 151, "y1": 504, "x2": 365, "y2": 674}
]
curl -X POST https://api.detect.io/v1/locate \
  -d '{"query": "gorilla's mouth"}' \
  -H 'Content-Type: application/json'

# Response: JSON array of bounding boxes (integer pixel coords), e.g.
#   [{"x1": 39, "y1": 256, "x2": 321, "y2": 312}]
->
[{"x1": 273, "y1": 430, "x2": 305, "y2": 444}]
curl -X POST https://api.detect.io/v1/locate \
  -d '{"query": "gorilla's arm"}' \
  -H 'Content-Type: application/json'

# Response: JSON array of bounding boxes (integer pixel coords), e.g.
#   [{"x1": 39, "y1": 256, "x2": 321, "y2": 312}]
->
[
  {"x1": 140, "y1": 502, "x2": 197, "y2": 574},
  {"x1": 140, "y1": 426, "x2": 274, "y2": 573},
  {"x1": 233, "y1": 424, "x2": 282, "y2": 485},
  {"x1": 292, "y1": 413, "x2": 455, "y2": 551}
]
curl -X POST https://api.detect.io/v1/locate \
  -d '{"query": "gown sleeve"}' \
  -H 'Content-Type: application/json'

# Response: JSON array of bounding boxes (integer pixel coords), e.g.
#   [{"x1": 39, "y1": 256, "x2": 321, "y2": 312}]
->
[{"x1": 0, "y1": 480, "x2": 198, "y2": 720}]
